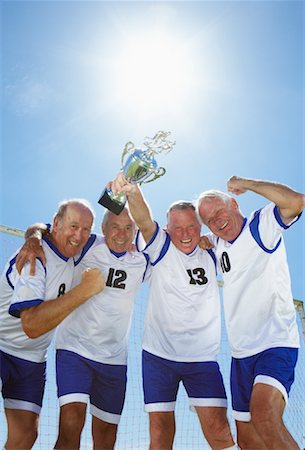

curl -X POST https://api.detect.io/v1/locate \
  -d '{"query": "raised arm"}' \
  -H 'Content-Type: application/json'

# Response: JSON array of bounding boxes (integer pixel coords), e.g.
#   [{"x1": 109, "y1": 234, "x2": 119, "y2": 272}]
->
[
  {"x1": 110, "y1": 172, "x2": 156, "y2": 243},
  {"x1": 227, "y1": 176, "x2": 305, "y2": 224},
  {"x1": 20, "y1": 267, "x2": 105, "y2": 338}
]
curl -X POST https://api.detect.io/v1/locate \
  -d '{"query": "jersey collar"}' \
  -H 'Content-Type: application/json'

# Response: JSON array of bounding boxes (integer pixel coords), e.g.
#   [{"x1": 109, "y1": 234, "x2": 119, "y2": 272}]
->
[
  {"x1": 228, "y1": 217, "x2": 247, "y2": 244},
  {"x1": 110, "y1": 249, "x2": 127, "y2": 258}
]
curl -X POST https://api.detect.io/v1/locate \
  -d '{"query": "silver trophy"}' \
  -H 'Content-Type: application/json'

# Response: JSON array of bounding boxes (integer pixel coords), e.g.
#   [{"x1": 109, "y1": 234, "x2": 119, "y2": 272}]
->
[{"x1": 98, "y1": 131, "x2": 175, "y2": 214}]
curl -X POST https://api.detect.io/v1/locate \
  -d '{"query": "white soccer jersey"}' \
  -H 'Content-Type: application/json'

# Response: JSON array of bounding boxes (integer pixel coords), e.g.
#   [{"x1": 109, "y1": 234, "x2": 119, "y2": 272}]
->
[
  {"x1": 55, "y1": 235, "x2": 147, "y2": 365},
  {"x1": 138, "y1": 224, "x2": 221, "y2": 362},
  {"x1": 214, "y1": 203, "x2": 300, "y2": 358},
  {"x1": 0, "y1": 237, "x2": 74, "y2": 363}
]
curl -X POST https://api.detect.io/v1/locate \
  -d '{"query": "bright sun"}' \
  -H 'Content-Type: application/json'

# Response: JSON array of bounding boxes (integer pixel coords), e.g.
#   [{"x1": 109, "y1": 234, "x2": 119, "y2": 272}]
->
[{"x1": 105, "y1": 25, "x2": 201, "y2": 124}]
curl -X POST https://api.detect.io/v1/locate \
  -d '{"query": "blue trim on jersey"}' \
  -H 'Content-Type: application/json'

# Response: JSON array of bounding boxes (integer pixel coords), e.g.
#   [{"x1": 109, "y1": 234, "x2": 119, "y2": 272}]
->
[
  {"x1": 135, "y1": 222, "x2": 168, "y2": 267},
  {"x1": 273, "y1": 205, "x2": 302, "y2": 229},
  {"x1": 135, "y1": 232, "x2": 140, "y2": 251},
  {"x1": 228, "y1": 217, "x2": 247, "y2": 244},
  {"x1": 273, "y1": 206, "x2": 289, "y2": 229},
  {"x1": 207, "y1": 249, "x2": 217, "y2": 271},
  {"x1": 43, "y1": 236, "x2": 70, "y2": 261},
  {"x1": 249, "y1": 209, "x2": 282, "y2": 254},
  {"x1": 9, "y1": 299, "x2": 43, "y2": 318},
  {"x1": 150, "y1": 232, "x2": 171, "y2": 267},
  {"x1": 147, "y1": 222, "x2": 159, "y2": 247},
  {"x1": 6, "y1": 255, "x2": 17, "y2": 289},
  {"x1": 142, "y1": 253, "x2": 150, "y2": 281},
  {"x1": 135, "y1": 222, "x2": 159, "y2": 251},
  {"x1": 110, "y1": 249, "x2": 127, "y2": 258},
  {"x1": 5, "y1": 256, "x2": 45, "y2": 291},
  {"x1": 74, "y1": 234, "x2": 97, "y2": 266},
  {"x1": 35, "y1": 258, "x2": 47, "y2": 276},
  {"x1": 186, "y1": 246, "x2": 197, "y2": 256},
  {"x1": 141, "y1": 222, "x2": 159, "y2": 249}
]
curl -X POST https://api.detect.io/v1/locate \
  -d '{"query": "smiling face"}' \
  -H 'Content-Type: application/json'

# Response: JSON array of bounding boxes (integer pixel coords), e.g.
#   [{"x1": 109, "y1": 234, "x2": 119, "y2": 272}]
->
[
  {"x1": 198, "y1": 196, "x2": 244, "y2": 241},
  {"x1": 102, "y1": 209, "x2": 136, "y2": 253},
  {"x1": 52, "y1": 203, "x2": 93, "y2": 257},
  {"x1": 167, "y1": 206, "x2": 201, "y2": 254}
]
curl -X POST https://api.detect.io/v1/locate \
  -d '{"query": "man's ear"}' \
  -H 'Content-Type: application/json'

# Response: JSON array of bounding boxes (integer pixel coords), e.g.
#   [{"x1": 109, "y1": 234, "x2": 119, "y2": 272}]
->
[
  {"x1": 53, "y1": 216, "x2": 59, "y2": 233},
  {"x1": 231, "y1": 198, "x2": 239, "y2": 209}
]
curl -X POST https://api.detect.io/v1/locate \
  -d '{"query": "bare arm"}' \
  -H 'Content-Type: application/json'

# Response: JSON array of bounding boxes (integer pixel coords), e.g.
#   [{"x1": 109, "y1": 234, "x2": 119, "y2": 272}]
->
[
  {"x1": 20, "y1": 268, "x2": 105, "y2": 338},
  {"x1": 227, "y1": 176, "x2": 305, "y2": 224},
  {"x1": 110, "y1": 172, "x2": 156, "y2": 243},
  {"x1": 16, "y1": 223, "x2": 49, "y2": 275}
]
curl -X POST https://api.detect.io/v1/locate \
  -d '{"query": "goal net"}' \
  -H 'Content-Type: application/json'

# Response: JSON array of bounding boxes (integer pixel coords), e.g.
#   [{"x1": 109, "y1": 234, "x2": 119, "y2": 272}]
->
[{"x1": 0, "y1": 227, "x2": 304, "y2": 449}]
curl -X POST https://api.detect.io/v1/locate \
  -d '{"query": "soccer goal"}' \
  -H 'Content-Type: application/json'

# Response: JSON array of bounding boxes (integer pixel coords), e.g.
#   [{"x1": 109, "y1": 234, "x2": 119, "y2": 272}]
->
[{"x1": 0, "y1": 226, "x2": 304, "y2": 449}]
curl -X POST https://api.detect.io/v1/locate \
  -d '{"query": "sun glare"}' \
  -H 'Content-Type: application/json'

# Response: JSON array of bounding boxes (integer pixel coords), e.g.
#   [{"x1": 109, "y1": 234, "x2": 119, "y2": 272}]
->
[{"x1": 107, "y1": 27, "x2": 200, "y2": 122}]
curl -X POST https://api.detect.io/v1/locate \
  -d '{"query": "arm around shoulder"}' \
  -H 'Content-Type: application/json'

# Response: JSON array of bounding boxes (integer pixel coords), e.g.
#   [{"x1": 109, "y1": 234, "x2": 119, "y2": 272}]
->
[{"x1": 16, "y1": 223, "x2": 49, "y2": 275}]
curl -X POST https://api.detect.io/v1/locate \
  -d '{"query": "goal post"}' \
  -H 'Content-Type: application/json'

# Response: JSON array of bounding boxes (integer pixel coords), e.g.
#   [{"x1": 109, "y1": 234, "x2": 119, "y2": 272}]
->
[
  {"x1": 0, "y1": 224, "x2": 25, "y2": 238},
  {"x1": 294, "y1": 300, "x2": 305, "y2": 339}
]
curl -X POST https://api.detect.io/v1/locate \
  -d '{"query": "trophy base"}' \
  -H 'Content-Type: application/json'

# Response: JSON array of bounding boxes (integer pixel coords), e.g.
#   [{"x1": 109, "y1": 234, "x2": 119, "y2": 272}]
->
[{"x1": 98, "y1": 189, "x2": 126, "y2": 215}]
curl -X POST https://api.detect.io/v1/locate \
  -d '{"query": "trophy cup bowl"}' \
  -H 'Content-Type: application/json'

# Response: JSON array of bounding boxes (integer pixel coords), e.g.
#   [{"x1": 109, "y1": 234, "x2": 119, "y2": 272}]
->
[{"x1": 98, "y1": 131, "x2": 175, "y2": 215}]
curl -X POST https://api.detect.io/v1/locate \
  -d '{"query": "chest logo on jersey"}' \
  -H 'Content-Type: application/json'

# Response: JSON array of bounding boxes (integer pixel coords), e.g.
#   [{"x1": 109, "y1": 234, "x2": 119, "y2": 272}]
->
[
  {"x1": 220, "y1": 252, "x2": 231, "y2": 273},
  {"x1": 187, "y1": 268, "x2": 208, "y2": 285},
  {"x1": 106, "y1": 268, "x2": 127, "y2": 290}
]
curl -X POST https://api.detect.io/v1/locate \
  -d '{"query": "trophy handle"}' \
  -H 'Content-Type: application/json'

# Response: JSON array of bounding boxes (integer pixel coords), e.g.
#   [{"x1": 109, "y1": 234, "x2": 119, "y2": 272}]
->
[
  {"x1": 142, "y1": 167, "x2": 166, "y2": 184},
  {"x1": 121, "y1": 141, "x2": 135, "y2": 168}
]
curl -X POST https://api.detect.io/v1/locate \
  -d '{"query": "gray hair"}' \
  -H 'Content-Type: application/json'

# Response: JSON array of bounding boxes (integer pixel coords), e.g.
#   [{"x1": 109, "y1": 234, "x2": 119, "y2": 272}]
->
[
  {"x1": 198, "y1": 189, "x2": 231, "y2": 202},
  {"x1": 195, "y1": 191, "x2": 233, "y2": 224},
  {"x1": 166, "y1": 200, "x2": 201, "y2": 224},
  {"x1": 102, "y1": 206, "x2": 134, "y2": 228},
  {"x1": 197, "y1": 190, "x2": 232, "y2": 208}
]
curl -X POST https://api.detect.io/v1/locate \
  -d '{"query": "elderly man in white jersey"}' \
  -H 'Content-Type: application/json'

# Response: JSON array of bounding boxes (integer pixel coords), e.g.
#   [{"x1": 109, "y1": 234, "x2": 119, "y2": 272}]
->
[
  {"x1": 197, "y1": 176, "x2": 305, "y2": 450},
  {"x1": 0, "y1": 199, "x2": 105, "y2": 450},
  {"x1": 110, "y1": 173, "x2": 237, "y2": 450},
  {"x1": 16, "y1": 207, "x2": 148, "y2": 450}
]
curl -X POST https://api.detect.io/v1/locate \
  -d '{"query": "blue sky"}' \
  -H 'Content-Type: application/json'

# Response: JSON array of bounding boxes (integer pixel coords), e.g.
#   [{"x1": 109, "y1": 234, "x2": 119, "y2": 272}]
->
[
  {"x1": 0, "y1": 0, "x2": 304, "y2": 447},
  {"x1": 1, "y1": 0, "x2": 303, "y2": 299}
]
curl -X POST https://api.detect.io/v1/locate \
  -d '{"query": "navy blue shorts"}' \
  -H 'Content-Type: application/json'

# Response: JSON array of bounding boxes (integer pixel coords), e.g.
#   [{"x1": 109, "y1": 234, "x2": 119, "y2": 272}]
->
[
  {"x1": 231, "y1": 346, "x2": 298, "y2": 422},
  {"x1": 0, "y1": 350, "x2": 46, "y2": 414},
  {"x1": 142, "y1": 350, "x2": 227, "y2": 412},
  {"x1": 56, "y1": 349, "x2": 127, "y2": 424}
]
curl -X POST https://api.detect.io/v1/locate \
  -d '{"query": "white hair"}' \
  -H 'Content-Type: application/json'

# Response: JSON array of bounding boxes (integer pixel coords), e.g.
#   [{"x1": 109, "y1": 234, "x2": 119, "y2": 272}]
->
[
  {"x1": 196, "y1": 189, "x2": 232, "y2": 210},
  {"x1": 102, "y1": 206, "x2": 134, "y2": 228},
  {"x1": 166, "y1": 200, "x2": 201, "y2": 226}
]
